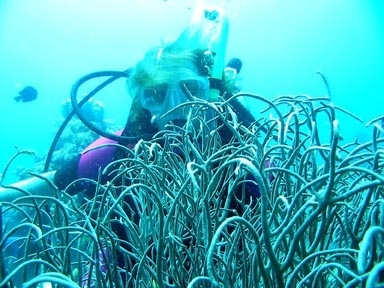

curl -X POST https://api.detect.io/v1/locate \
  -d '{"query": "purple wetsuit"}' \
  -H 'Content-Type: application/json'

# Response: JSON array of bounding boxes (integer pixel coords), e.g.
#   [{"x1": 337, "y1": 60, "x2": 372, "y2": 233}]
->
[
  {"x1": 77, "y1": 129, "x2": 124, "y2": 180},
  {"x1": 53, "y1": 129, "x2": 135, "y2": 194}
]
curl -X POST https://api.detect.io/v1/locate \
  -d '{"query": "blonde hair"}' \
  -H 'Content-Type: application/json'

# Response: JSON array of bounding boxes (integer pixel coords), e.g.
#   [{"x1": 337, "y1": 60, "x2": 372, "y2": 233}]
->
[{"x1": 129, "y1": 46, "x2": 201, "y2": 90}]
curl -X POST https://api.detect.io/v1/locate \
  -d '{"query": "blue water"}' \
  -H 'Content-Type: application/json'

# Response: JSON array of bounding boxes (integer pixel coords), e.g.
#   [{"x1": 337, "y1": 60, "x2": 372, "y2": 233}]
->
[{"x1": 0, "y1": 0, "x2": 383, "y2": 183}]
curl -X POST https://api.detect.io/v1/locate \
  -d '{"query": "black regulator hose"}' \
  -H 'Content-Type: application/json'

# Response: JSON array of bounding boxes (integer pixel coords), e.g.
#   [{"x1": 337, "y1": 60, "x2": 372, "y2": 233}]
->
[
  {"x1": 44, "y1": 70, "x2": 141, "y2": 172},
  {"x1": 70, "y1": 70, "x2": 131, "y2": 141}
]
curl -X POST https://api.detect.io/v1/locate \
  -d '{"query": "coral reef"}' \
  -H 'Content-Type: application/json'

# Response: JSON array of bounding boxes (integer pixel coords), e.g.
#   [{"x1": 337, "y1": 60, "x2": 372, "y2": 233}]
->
[
  {"x1": 1, "y1": 94, "x2": 384, "y2": 287},
  {"x1": 15, "y1": 98, "x2": 119, "y2": 179}
]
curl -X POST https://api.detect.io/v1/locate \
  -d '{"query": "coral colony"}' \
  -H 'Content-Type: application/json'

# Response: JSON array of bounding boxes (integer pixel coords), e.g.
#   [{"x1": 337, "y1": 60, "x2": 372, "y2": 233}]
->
[{"x1": 1, "y1": 93, "x2": 384, "y2": 287}]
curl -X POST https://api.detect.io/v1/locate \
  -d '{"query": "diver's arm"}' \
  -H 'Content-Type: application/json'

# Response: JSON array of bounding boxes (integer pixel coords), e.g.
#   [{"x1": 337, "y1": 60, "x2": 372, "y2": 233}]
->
[
  {"x1": 54, "y1": 135, "x2": 121, "y2": 195},
  {"x1": 53, "y1": 154, "x2": 82, "y2": 193},
  {"x1": 0, "y1": 171, "x2": 56, "y2": 202}
]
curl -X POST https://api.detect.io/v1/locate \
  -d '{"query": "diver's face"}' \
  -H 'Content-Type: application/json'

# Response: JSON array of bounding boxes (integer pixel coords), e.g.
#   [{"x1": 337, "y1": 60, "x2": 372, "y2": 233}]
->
[{"x1": 139, "y1": 75, "x2": 209, "y2": 128}]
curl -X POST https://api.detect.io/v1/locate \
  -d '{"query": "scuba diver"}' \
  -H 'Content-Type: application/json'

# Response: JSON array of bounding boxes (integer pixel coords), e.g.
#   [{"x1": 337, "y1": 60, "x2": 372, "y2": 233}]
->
[
  {"x1": 0, "y1": 2, "x2": 262, "y2": 287},
  {"x1": 51, "y1": 3, "x2": 261, "y2": 287},
  {"x1": 53, "y1": 6, "x2": 257, "y2": 201}
]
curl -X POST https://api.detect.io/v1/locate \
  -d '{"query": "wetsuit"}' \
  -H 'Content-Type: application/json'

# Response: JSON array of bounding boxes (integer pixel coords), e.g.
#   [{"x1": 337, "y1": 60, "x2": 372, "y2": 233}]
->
[
  {"x1": 54, "y1": 97, "x2": 259, "y2": 199},
  {"x1": 53, "y1": 98, "x2": 262, "y2": 286}
]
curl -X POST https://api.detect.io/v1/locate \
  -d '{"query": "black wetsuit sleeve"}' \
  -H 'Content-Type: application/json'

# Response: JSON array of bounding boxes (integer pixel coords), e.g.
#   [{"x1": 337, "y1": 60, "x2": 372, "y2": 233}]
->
[
  {"x1": 53, "y1": 154, "x2": 81, "y2": 193},
  {"x1": 229, "y1": 98, "x2": 255, "y2": 126}
]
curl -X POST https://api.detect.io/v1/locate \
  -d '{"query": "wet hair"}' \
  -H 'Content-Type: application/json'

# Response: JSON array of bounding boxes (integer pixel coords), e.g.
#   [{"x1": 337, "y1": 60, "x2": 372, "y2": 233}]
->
[
  {"x1": 128, "y1": 46, "x2": 201, "y2": 90},
  {"x1": 124, "y1": 45, "x2": 206, "y2": 136}
]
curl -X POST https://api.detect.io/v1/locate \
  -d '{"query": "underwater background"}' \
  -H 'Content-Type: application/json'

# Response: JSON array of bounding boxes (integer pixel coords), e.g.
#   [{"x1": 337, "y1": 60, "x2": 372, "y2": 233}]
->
[{"x1": 0, "y1": 0, "x2": 383, "y2": 183}]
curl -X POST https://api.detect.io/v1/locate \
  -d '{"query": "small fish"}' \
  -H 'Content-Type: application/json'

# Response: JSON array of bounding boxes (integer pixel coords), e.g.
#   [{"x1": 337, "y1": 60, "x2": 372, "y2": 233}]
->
[{"x1": 14, "y1": 86, "x2": 38, "y2": 102}]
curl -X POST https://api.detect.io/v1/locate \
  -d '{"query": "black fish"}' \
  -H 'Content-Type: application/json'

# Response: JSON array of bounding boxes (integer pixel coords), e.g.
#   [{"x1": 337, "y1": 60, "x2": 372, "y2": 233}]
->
[{"x1": 14, "y1": 86, "x2": 38, "y2": 102}]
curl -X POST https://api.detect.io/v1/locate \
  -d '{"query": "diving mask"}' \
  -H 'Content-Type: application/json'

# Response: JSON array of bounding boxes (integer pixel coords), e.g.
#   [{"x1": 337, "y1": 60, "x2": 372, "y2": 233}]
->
[{"x1": 140, "y1": 76, "x2": 210, "y2": 115}]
